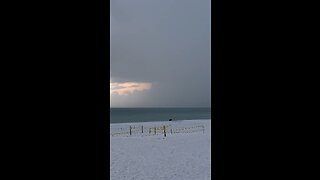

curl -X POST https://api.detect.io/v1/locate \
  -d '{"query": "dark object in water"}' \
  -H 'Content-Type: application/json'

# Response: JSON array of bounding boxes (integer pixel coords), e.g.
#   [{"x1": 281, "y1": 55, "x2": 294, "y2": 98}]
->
[{"x1": 169, "y1": 119, "x2": 172, "y2": 121}]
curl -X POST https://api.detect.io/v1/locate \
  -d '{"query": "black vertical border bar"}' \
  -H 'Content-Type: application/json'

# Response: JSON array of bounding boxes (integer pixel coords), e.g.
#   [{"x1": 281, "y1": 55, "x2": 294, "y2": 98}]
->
[
  {"x1": 212, "y1": 0, "x2": 223, "y2": 179},
  {"x1": 95, "y1": 0, "x2": 110, "y2": 179}
]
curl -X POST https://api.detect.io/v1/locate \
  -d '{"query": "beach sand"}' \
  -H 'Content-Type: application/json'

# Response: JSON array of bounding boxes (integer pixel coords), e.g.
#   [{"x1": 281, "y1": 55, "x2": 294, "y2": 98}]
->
[{"x1": 110, "y1": 119, "x2": 211, "y2": 180}]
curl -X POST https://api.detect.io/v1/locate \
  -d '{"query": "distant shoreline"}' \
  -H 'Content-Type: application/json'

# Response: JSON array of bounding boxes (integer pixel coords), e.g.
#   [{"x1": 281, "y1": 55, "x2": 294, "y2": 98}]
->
[
  {"x1": 110, "y1": 107, "x2": 211, "y2": 124},
  {"x1": 110, "y1": 119, "x2": 211, "y2": 125}
]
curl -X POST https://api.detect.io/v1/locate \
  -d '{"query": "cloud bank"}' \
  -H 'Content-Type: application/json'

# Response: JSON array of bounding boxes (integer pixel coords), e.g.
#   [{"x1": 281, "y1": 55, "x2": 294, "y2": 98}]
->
[{"x1": 110, "y1": 81, "x2": 152, "y2": 95}]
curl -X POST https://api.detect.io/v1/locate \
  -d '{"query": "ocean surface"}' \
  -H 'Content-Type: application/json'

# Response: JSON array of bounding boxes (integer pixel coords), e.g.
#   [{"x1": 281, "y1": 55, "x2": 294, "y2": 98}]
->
[{"x1": 110, "y1": 107, "x2": 211, "y2": 124}]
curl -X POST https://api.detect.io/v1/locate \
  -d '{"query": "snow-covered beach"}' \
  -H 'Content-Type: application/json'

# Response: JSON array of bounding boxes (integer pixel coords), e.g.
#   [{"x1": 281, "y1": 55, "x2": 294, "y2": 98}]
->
[{"x1": 110, "y1": 119, "x2": 211, "y2": 180}]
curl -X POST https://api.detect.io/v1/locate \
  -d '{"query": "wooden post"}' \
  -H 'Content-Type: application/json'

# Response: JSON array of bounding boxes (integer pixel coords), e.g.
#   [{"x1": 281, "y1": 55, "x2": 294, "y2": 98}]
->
[
  {"x1": 142, "y1": 125, "x2": 143, "y2": 133},
  {"x1": 202, "y1": 125, "x2": 204, "y2": 134},
  {"x1": 163, "y1": 125, "x2": 166, "y2": 137},
  {"x1": 129, "y1": 126, "x2": 132, "y2": 136},
  {"x1": 154, "y1": 127, "x2": 156, "y2": 135},
  {"x1": 149, "y1": 128, "x2": 151, "y2": 134},
  {"x1": 170, "y1": 128, "x2": 173, "y2": 134}
]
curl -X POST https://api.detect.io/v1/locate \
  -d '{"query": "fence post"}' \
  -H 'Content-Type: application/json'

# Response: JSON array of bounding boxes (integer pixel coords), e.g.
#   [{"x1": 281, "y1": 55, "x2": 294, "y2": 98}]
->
[
  {"x1": 154, "y1": 127, "x2": 156, "y2": 135},
  {"x1": 202, "y1": 125, "x2": 204, "y2": 134},
  {"x1": 142, "y1": 125, "x2": 143, "y2": 133},
  {"x1": 130, "y1": 126, "x2": 132, "y2": 136},
  {"x1": 164, "y1": 125, "x2": 166, "y2": 137}
]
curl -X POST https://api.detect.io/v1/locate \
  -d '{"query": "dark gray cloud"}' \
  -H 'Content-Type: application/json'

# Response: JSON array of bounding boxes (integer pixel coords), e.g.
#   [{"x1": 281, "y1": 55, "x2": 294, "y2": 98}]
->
[{"x1": 111, "y1": 0, "x2": 211, "y2": 107}]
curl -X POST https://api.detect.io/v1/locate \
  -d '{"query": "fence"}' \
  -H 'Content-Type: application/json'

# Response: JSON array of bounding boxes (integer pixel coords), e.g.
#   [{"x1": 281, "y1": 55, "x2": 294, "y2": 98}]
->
[{"x1": 110, "y1": 124, "x2": 205, "y2": 137}]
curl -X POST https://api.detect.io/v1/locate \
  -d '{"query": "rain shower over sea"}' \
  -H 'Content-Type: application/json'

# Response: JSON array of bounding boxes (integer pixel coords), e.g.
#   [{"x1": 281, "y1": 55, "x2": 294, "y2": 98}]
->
[{"x1": 110, "y1": 107, "x2": 211, "y2": 124}]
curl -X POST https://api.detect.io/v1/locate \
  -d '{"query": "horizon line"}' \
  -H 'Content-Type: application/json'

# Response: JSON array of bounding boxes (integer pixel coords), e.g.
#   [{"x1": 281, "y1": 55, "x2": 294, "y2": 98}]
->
[{"x1": 110, "y1": 106, "x2": 211, "y2": 108}]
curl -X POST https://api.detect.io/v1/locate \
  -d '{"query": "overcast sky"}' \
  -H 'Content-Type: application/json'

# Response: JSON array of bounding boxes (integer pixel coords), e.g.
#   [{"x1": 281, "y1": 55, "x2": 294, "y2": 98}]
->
[{"x1": 110, "y1": 0, "x2": 211, "y2": 107}]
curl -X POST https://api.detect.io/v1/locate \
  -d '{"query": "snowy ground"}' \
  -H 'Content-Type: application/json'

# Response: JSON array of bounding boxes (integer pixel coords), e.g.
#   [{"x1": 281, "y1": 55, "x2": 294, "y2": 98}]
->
[{"x1": 110, "y1": 119, "x2": 211, "y2": 180}]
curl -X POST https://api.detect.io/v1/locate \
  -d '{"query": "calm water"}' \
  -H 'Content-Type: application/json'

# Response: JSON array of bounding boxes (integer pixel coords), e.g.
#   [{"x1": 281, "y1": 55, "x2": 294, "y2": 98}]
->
[{"x1": 110, "y1": 107, "x2": 211, "y2": 124}]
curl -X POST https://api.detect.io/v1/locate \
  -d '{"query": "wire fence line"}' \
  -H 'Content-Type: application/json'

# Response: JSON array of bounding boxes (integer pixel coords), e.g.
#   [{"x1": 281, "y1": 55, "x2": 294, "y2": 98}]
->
[{"x1": 110, "y1": 124, "x2": 205, "y2": 137}]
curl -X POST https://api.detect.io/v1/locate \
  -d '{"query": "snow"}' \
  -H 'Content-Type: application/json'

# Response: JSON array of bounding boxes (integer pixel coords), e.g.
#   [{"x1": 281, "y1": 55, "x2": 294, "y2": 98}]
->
[{"x1": 110, "y1": 119, "x2": 211, "y2": 180}]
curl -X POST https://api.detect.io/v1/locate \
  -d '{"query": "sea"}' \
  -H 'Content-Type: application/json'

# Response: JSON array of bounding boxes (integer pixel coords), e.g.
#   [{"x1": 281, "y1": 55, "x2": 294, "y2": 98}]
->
[{"x1": 110, "y1": 107, "x2": 211, "y2": 124}]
